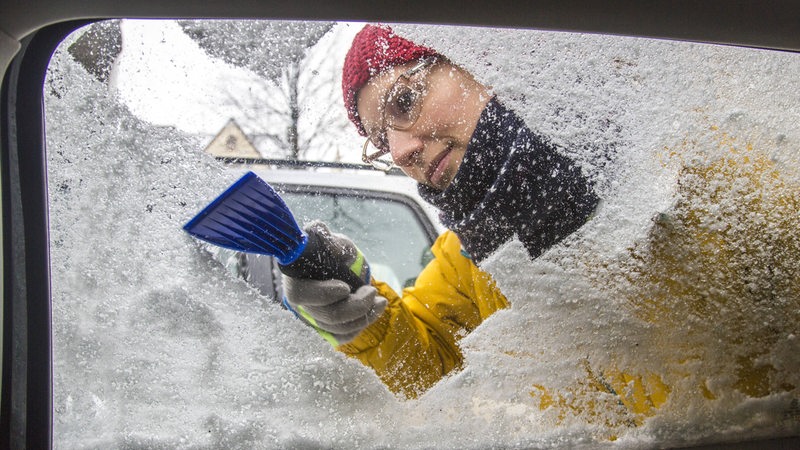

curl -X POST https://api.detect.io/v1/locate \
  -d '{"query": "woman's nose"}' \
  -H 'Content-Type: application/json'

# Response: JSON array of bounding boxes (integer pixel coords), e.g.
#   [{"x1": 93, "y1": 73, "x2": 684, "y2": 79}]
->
[{"x1": 388, "y1": 129, "x2": 424, "y2": 167}]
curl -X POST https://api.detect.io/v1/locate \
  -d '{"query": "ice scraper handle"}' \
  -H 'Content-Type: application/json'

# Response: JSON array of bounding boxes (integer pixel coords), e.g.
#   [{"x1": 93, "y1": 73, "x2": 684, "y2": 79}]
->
[
  {"x1": 278, "y1": 222, "x2": 370, "y2": 292},
  {"x1": 280, "y1": 222, "x2": 382, "y2": 346}
]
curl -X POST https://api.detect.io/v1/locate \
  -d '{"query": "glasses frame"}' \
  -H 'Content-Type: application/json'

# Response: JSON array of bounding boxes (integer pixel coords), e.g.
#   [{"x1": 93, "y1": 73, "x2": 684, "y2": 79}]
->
[{"x1": 362, "y1": 57, "x2": 438, "y2": 171}]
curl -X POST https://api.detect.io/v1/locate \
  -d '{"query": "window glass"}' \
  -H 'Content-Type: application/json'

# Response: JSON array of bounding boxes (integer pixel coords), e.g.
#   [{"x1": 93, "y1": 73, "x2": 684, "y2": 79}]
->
[
  {"x1": 281, "y1": 191, "x2": 433, "y2": 290},
  {"x1": 46, "y1": 19, "x2": 800, "y2": 448}
]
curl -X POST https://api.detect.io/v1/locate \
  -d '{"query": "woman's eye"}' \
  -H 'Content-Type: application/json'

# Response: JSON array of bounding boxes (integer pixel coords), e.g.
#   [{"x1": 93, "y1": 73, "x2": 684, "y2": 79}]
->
[
  {"x1": 396, "y1": 90, "x2": 416, "y2": 113},
  {"x1": 388, "y1": 87, "x2": 418, "y2": 121}
]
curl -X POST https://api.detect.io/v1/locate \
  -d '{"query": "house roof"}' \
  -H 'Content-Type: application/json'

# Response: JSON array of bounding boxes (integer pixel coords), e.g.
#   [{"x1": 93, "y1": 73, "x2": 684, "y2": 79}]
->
[{"x1": 204, "y1": 119, "x2": 261, "y2": 158}]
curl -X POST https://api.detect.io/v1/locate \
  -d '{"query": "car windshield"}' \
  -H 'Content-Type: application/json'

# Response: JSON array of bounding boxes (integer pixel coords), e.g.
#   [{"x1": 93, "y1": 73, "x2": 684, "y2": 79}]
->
[
  {"x1": 45, "y1": 19, "x2": 800, "y2": 449},
  {"x1": 279, "y1": 190, "x2": 434, "y2": 290}
]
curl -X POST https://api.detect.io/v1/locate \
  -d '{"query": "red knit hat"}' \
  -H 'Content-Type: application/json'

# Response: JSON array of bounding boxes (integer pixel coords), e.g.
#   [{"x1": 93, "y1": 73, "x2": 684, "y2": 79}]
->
[{"x1": 342, "y1": 25, "x2": 439, "y2": 136}]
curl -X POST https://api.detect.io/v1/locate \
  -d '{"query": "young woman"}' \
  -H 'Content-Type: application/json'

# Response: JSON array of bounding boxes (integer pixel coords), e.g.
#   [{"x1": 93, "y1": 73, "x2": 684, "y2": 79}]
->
[{"x1": 283, "y1": 24, "x2": 599, "y2": 397}]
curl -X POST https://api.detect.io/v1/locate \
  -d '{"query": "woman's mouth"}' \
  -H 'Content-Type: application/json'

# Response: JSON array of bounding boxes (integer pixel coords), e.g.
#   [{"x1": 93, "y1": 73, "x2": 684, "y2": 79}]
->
[{"x1": 427, "y1": 144, "x2": 453, "y2": 188}]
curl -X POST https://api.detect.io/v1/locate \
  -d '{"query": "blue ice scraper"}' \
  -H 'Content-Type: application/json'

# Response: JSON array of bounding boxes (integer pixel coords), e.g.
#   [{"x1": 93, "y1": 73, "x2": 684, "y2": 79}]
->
[{"x1": 183, "y1": 171, "x2": 369, "y2": 291}]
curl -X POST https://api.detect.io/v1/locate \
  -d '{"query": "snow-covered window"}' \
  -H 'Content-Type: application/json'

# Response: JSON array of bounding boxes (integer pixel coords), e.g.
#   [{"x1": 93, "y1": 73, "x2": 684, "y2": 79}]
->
[{"x1": 46, "y1": 20, "x2": 800, "y2": 448}]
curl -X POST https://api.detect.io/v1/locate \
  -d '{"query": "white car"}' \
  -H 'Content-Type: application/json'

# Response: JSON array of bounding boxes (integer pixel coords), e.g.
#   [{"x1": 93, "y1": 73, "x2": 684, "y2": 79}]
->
[{"x1": 210, "y1": 163, "x2": 445, "y2": 298}]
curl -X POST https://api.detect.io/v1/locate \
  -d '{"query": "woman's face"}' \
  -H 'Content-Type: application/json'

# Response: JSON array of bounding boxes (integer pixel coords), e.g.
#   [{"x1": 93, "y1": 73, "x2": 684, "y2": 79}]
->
[{"x1": 356, "y1": 61, "x2": 490, "y2": 190}]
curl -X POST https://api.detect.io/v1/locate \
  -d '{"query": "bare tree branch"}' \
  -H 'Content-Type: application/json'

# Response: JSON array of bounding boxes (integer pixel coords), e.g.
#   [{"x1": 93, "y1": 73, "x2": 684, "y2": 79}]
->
[{"x1": 182, "y1": 21, "x2": 355, "y2": 161}]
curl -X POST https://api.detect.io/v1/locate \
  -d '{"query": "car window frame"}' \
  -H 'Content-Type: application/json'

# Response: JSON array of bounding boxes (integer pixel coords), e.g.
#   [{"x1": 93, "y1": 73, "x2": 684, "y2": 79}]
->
[{"x1": 1, "y1": 20, "x2": 91, "y2": 448}]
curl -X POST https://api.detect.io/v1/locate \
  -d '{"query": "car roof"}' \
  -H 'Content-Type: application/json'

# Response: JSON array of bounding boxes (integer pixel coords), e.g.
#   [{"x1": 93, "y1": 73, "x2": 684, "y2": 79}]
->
[
  {"x1": 2, "y1": 1, "x2": 800, "y2": 54},
  {"x1": 253, "y1": 167, "x2": 418, "y2": 195},
  {"x1": 3, "y1": 1, "x2": 800, "y2": 79},
  {"x1": 248, "y1": 166, "x2": 446, "y2": 233}
]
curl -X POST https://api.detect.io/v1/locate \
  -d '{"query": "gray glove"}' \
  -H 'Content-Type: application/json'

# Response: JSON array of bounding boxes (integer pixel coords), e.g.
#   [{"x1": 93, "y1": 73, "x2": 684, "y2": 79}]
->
[{"x1": 283, "y1": 277, "x2": 388, "y2": 345}]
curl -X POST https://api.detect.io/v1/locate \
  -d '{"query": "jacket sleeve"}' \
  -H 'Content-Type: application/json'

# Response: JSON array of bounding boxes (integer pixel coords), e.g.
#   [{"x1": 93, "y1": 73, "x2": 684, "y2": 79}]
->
[{"x1": 337, "y1": 230, "x2": 509, "y2": 398}]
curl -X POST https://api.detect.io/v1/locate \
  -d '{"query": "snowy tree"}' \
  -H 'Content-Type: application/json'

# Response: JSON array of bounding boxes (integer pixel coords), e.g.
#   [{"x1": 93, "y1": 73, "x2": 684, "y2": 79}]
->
[{"x1": 177, "y1": 20, "x2": 351, "y2": 160}]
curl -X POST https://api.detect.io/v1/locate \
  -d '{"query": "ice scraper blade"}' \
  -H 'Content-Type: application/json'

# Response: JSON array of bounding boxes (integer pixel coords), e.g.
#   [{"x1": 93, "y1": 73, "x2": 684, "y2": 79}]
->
[
  {"x1": 182, "y1": 171, "x2": 308, "y2": 265},
  {"x1": 184, "y1": 171, "x2": 371, "y2": 292}
]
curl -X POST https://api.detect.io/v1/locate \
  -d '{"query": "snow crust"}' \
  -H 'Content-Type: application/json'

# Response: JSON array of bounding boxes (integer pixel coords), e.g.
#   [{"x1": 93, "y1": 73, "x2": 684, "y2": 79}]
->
[{"x1": 46, "y1": 21, "x2": 800, "y2": 448}]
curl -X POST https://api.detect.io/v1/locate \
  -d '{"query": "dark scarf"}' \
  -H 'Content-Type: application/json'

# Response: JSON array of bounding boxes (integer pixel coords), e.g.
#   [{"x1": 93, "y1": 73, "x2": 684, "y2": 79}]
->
[{"x1": 418, "y1": 97, "x2": 599, "y2": 263}]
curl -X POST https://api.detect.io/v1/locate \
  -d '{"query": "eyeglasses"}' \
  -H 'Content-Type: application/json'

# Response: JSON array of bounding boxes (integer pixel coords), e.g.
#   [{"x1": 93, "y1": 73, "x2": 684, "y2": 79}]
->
[{"x1": 362, "y1": 57, "x2": 438, "y2": 171}]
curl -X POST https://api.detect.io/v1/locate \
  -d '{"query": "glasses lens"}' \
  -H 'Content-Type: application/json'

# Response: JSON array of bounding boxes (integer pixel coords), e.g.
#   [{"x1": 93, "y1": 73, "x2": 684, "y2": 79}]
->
[
  {"x1": 385, "y1": 82, "x2": 423, "y2": 130},
  {"x1": 370, "y1": 157, "x2": 394, "y2": 171},
  {"x1": 362, "y1": 139, "x2": 393, "y2": 171}
]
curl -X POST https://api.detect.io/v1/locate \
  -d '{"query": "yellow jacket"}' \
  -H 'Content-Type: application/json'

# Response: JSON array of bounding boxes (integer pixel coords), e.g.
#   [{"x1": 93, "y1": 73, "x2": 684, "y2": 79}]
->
[{"x1": 339, "y1": 230, "x2": 508, "y2": 398}]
